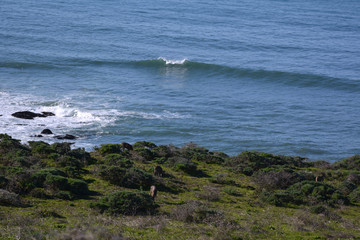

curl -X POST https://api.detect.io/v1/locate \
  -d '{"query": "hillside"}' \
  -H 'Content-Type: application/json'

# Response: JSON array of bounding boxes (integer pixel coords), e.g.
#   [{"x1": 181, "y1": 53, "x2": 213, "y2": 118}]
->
[{"x1": 1, "y1": 133, "x2": 360, "y2": 240}]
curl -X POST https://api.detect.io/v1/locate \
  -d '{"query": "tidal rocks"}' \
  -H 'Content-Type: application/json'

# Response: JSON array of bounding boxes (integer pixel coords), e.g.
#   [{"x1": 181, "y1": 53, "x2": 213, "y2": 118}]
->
[
  {"x1": 12, "y1": 111, "x2": 55, "y2": 120},
  {"x1": 54, "y1": 134, "x2": 77, "y2": 140},
  {"x1": 41, "y1": 129, "x2": 53, "y2": 135}
]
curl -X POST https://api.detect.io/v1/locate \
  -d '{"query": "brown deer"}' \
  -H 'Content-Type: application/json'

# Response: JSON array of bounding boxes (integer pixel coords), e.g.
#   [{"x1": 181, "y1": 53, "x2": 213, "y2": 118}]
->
[
  {"x1": 154, "y1": 166, "x2": 163, "y2": 177},
  {"x1": 121, "y1": 142, "x2": 133, "y2": 151},
  {"x1": 150, "y1": 185, "x2": 157, "y2": 200}
]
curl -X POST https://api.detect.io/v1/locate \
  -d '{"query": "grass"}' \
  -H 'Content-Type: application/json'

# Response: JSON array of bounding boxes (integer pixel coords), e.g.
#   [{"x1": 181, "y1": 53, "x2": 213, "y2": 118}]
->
[{"x1": 1, "y1": 135, "x2": 360, "y2": 239}]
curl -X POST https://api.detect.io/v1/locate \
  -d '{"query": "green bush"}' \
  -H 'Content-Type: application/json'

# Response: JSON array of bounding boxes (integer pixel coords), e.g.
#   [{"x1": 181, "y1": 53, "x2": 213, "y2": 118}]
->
[
  {"x1": 29, "y1": 188, "x2": 52, "y2": 199},
  {"x1": 90, "y1": 190, "x2": 158, "y2": 215},
  {"x1": 167, "y1": 157, "x2": 197, "y2": 174},
  {"x1": 121, "y1": 167, "x2": 154, "y2": 189},
  {"x1": 0, "y1": 175, "x2": 8, "y2": 188},
  {"x1": 349, "y1": 187, "x2": 360, "y2": 203},
  {"x1": 309, "y1": 205, "x2": 327, "y2": 214},
  {"x1": 68, "y1": 147, "x2": 95, "y2": 165},
  {"x1": 333, "y1": 155, "x2": 360, "y2": 171},
  {"x1": 104, "y1": 154, "x2": 133, "y2": 168},
  {"x1": 99, "y1": 166, "x2": 154, "y2": 189},
  {"x1": 131, "y1": 148, "x2": 155, "y2": 162},
  {"x1": 51, "y1": 142, "x2": 73, "y2": 155},
  {"x1": 0, "y1": 134, "x2": 29, "y2": 155},
  {"x1": 260, "y1": 190, "x2": 295, "y2": 207},
  {"x1": 170, "y1": 200, "x2": 224, "y2": 224},
  {"x1": 28, "y1": 141, "x2": 53, "y2": 155},
  {"x1": 152, "y1": 145, "x2": 177, "y2": 158},
  {"x1": 44, "y1": 174, "x2": 68, "y2": 191},
  {"x1": 261, "y1": 181, "x2": 349, "y2": 207},
  {"x1": 67, "y1": 178, "x2": 89, "y2": 195},
  {"x1": 254, "y1": 170, "x2": 295, "y2": 191},
  {"x1": 223, "y1": 187, "x2": 242, "y2": 197},
  {"x1": 338, "y1": 181, "x2": 357, "y2": 196},
  {"x1": 98, "y1": 165, "x2": 126, "y2": 185},
  {"x1": 31, "y1": 168, "x2": 67, "y2": 187},
  {"x1": 225, "y1": 151, "x2": 308, "y2": 175},
  {"x1": 96, "y1": 144, "x2": 123, "y2": 155},
  {"x1": 132, "y1": 141, "x2": 157, "y2": 149}
]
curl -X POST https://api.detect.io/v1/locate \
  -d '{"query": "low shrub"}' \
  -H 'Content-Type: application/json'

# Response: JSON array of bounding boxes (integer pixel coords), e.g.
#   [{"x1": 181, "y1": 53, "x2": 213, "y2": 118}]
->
[
  {"x1": 103, "y1": 154, "x2": 133, "y2": 168},
  {"x1": 223, "y1": 187, "x2": 242, "y2": 197},
  {"x1": 51, "y1": 142, "x2": 73, "y2": 155},
  {"x1": 90, "y1": 190, "x2": 158, "y2": 215},
  {"x1": 95, "y1": 144, "x2": 123, "y2": 155},
  {"x1": 98, "y1": 166, "x2": 154, "y2": 189},
  {"x1": 28, "y1": 141, "x2": 53, "y2": 155},
  {"x1": 346, "y1": 172, "x2": 360, "y2": 185},
  {"x1": 333, "y1": 155, "x2": 360, "y2": 171},
  {"x1": 0, "y1": 175, "x2": 8, "y2": 188},
  {"x1": 349, "y1": 187, "x2": 360, "y2": 203},
  {"x1": 44, "y1": 174, "x2": 68, "y2": 191},
  {"x1": 32, "y1": 168, "x2": 67, "y2": 188},
  {"x1": 29, "y1": 188, "x2": 52, "y2": 199},
  {"x1": 121, "y1": 167, "x2": 154, "y2": 189},
  {"x1": 225, "y1": 151, "x2": 308, "y2": 175},
  {"x1": 262, "y1": 181, "x2": 349, "y2": 207},
  {"x1": 254, "y1": 170, "x2": 296, "y2": 191},
  {"x1": 98, "y1": 165, "x2": 126, "y2": 186},
  {"x1": 210, "y1": 173, "x2": 236, "y2": 185},
  {"x1": 338, "y1": 181, "x2": 357, "y2": 196},
  {"x1": 196, "y1": 186, "x2": 221, "y2": 202},
  {"x1": 0, "y1": 189, "x2": 26, "y2": 207},
  {"x1": 309, "y1": 205, "x2": 327, "y2": 214},
  {"x1": 152, "y1": 145, "x2": 178, "y2": 158},
  {"x1": 170, "y1": 200, "x2": 224, "y2": 224},
  {"x1": 132, "y1": 141, "x2": 157, "y2": 149},
  {"x1": 131, "y1": 148, "x2": 155, "y2": 162},
  {"x1": 167, "y1": 156, "x2": 197, "y2": 174},
  {"x1": 67, "y1": 178, "x2": 89, "y2": 195},
  {"x1": 0, "y1": 134, "x2": 29, "y2": 155}
]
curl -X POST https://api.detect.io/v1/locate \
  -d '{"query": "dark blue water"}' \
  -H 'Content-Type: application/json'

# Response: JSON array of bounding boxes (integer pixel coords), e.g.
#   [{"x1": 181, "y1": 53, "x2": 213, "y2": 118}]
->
[{"x1": 1, "y1": 0, "x2": 360, "y2": 161}]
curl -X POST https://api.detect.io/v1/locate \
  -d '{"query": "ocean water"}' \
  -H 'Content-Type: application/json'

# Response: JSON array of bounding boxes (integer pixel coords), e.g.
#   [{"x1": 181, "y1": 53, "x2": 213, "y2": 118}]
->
[{"x1": 1, "y1": 0, "x2": 359, "y2": 161}]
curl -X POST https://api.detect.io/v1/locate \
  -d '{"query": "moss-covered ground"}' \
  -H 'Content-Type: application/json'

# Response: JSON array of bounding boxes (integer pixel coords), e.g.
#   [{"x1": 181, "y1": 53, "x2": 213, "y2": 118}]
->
[{"x1": 1, "y1": 134, "x2": 360, "y2": 239}]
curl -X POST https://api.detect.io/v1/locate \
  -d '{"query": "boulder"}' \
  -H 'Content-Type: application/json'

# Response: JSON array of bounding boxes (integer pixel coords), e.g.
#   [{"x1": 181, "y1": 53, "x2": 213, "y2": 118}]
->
[
  {"x1": 41, "y1": 112, "x2": 55, "y2": 117},
  {"x1": 55, "y1": 134, "x2": 77, "y2": 140},
  {"x1": 12, "y1": 111, "x2": 55, "y2": 120},
  {"x1": 31, "y1": 135, "x2": 43, "y2": 138},
  {"x1": 41, "y1": 129, "x2": 53, "y2": 135}
]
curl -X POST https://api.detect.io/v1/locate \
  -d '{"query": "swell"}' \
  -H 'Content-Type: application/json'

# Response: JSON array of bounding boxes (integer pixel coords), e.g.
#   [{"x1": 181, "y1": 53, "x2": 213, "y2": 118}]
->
[
  {"x1": 130, "y1": 58, "x2": 360, "y2": 92},
  {"x1": 1, "y1": 57, "x2": 358, "y2": 92}
]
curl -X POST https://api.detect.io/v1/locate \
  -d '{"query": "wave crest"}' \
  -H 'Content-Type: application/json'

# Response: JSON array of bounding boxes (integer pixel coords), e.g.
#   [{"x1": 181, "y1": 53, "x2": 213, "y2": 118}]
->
[{"x1": 158, "y1": 57, "x2": 187, "y2": 65}]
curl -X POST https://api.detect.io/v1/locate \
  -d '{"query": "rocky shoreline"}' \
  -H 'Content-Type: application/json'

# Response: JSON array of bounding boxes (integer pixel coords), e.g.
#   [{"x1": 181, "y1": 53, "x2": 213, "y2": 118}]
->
[{"x1": 10, "y1": 111, "x2": 77, "y2": 140}]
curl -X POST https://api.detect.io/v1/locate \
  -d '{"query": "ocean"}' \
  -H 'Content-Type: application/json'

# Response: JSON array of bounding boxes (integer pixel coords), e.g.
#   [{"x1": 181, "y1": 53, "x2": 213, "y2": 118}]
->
[{"x1": 1, "y1": 0, "x2": 359, "y2": 161}]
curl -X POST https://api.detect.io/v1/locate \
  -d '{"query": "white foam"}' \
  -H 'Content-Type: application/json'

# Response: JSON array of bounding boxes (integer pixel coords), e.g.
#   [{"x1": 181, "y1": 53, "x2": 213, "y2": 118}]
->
[
  {"x1": 158, "y1": 57, "x2": 187, "y2": 65},
  {"x1": 0, "y1": 92, "x2": 190, "y2": 146}
]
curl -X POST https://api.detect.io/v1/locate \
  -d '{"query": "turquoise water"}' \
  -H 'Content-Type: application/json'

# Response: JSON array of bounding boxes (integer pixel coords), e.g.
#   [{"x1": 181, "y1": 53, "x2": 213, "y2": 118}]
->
[{"x1": 1, "y1": 0, "x2": 359, "y2": 161}]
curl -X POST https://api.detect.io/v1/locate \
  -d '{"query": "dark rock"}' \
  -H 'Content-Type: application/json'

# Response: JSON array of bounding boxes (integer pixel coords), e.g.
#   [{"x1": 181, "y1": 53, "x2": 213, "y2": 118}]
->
[
  {"x1": 12, "y1": 111, "x2": 42, "y2": 119},
  {"x1": 31, "y1": 135, "x2": 43, "y2": 138},
  {"x1": 12, "y1": 111, "x2": 55, "y2": 120},
  {"x1": 41, "y1": 129, "x2": 53, "y2": 135},
  {"x1": 41, "y1": 112, "x2": 55, "y2": 117},
  {"x1": 55, "y1": 134, "x2": 77, "y2": 140}
]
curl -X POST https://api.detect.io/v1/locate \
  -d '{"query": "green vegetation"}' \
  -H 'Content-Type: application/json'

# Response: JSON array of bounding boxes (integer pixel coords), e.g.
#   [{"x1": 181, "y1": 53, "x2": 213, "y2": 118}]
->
[{"x1": 1, "y1": 134, "x2": 360, "y2": 239}]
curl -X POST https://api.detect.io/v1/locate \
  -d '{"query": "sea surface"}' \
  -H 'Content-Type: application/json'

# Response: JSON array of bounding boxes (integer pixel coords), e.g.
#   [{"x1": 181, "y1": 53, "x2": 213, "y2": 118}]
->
[{"x1": 1, "y1": 0, "x2": 360, "y2": 161}]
